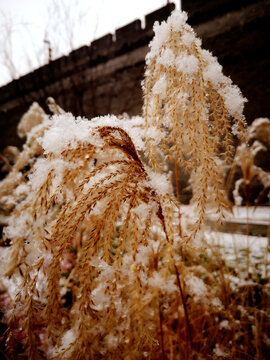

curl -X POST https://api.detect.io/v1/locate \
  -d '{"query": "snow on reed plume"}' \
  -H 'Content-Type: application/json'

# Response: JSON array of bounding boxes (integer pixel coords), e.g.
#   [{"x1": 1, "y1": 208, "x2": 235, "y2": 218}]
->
[
  {"x1": 1, "y1": 110, "x2": 189, "y2": 359},
  {"x1": 143, "y1": 10, "x2": 247, "y2": 236},
  {"x1": 1, "y1": 10, "x2": 267, "y2": 360}
]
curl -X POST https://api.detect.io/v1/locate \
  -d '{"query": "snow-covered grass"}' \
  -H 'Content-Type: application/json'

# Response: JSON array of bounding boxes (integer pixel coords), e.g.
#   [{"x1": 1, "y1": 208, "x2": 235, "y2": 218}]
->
[{"x1": 0, "y1": 9, "x2": 269, "y2": 360}]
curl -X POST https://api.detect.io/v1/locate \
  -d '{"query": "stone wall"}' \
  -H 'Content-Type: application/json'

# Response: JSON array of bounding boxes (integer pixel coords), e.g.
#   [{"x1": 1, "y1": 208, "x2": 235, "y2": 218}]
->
[{"x1": 0, "y1": 0, "x2": 269, "y2": 153}]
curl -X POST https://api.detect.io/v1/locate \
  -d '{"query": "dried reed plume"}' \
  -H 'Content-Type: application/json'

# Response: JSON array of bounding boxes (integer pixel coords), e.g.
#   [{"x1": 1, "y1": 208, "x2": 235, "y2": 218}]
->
[
  {"x1": 0, "y1": 102, "x2": 49, "y2": 217},
  {"x1": 0, "y1": 9, "x2": 268, "y2": 360},
  {"x1": 143, "y1": 11, "x2": 247, "y2": 235}
]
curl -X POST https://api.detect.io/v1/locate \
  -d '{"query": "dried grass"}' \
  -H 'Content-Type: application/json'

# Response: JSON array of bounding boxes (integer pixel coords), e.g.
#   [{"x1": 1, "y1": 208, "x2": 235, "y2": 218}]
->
[{"x1": 0, "y1": 9, "x2": 269, "y2": 360}]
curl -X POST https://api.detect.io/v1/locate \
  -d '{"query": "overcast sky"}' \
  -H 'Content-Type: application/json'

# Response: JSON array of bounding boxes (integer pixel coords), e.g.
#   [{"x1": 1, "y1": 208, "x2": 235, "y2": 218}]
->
[{"x1": 0, "y1": 0, "x2": 180, "y2": 86}]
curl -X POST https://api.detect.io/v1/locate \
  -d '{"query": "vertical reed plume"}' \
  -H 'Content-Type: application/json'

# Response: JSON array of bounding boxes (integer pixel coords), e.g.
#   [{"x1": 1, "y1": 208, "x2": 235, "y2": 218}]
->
[{"x1": 143, "y1": 10, "x2": 247, "y2": 236}]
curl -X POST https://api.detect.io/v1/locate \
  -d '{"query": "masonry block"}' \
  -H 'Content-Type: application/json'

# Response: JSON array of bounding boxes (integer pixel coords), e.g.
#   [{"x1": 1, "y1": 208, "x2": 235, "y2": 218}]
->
[
  {"x1": 0, "y1": 81, "x2": 19, "y2": 104},
  {"x1": 145, "y1": 3, "x2": 175, "y2": 30},
  {"x1": 70, "y1": 46, "x2": 90, "y2": 63},
  {"x1": 182, "y1": 0, "x2": 259, "y2": 24},
  {"x1": 91, "y1": 34, "x2": 113, "y2": 58},
  {"x1": 116, "y1": 20, "x2": 142, "y2": 42}
]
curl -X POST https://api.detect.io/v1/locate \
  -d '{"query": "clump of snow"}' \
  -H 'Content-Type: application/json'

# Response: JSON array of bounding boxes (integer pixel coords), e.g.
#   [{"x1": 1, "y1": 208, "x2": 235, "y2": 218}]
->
[
  {"x1": 213, "y1": 344, "x2": 229, "y2": 358},
  {"x1": 201, "y1": 49, "x2": 247, "y2": 119},
  {"x1": 157, "y1": 49, "x2": 175, "y2": 68},
  {"x1": 168, "y1": 10, "x2": 188, "y2": 32},
  {"x1": 124, "y1": 116, "x2": 145, "y2": 152},
  {"x1": 145, "y1": 126, "x2": 164, "y2": 145},
  {"x1": 147, "y1": 21, "x2": 170, "y2": 60},
  {"x1": 61, "y1": 328, "x2": 76, "y2": 349},
  {"x1": 135, "y1": 245, "x2": 152, "y2": 267},
  {"x1": 231, "y1": 123, "x2": 241, "y2": 136},
  {"x1": 219, "y1": 320, "x2": 230, "y2": 330},
  {"x1": 91, "y1": 283, "x2": 111, "y2": 311},
  {"x1": 90, "y1": 257, "x2": 114, "y2": 282},
  {"x1": 181, "y1": 31, "x2": 195, "y2": 47},
  {"x1": 51, "y1": 327, "x2": 78, "y2": 359},
  {"x1": 104, "y1": 334, "x2": 119, "y2": 350},
  {"x1": 36, "y1": 114, "x2": 145, "y2": 185},
  {"x1": 148, "y1": 171, "x2": 171, "y2": 196},
  {"x1": 185, "y1": 274, "x2": 208, "y2": 302},
  {"x1": 176, "y1": 54, "x2": 199, "y2": 75},
  {"x1": 148, "y1": 272, "x2": 177, "y2": 294},
  {"x1": 203, "y1": 62, "x2": 226, "y2": 87},
  {"x1": 131, "y1": 202, "x2": 156, "y2": 228},
  {"x1": 219, "y1": 85, "x2": 247, "y2": 119},
  {"x1": 29, "y1": 158, "x2": 69, "y2": 191},
  {"x1": 14, "y1": 183, "x2": 30, "y2": 196},
  {"x1": 212, "y1": 297, "x2": 223, "y2": 311},
  {"x1": 39, "y1": 114, "x2": 101, "y2": 154},
  {"x1": 4, "y1": 210, "x2": 33, "y2": 240},
  {"x1": 0, "y1": 271, "x2": 24, "y2": 300},
  {"x1": 152, "y1": 75, "x2": 167, "y2": 98}
]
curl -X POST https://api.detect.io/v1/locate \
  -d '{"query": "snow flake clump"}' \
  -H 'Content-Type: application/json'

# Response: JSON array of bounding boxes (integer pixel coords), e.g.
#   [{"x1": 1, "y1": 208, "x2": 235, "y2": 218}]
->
[
  {"x1": 147, "y1": 10, "x2": 190, "y2": 68},
  {"x1": 169, "y1": 10, "x2": 188, "y2": 31},
  {"x1": 219, "y1": 319, "x2": 230, "y2": 330},
  {"x1": 148, "y1": 171, "x2": 172, "y2": 196},
  {"x1": 148, "y1": 272, "x2": 177, "y2": 294},
  {"x1": 181, "y1": 31, "x2": 195, "y2": 47},
  {"x1": 135, "y1": 244, "x2": 153, "y2": 267},
  {"x1": 148, "y1": 21, "x2": 170, "y2": 60},
  {"x1": 29, "y1": 158, "x2": 69, "y2": 191},
  {"x1": 91, "y1": 283, "x2": 111, "y2": 311},
  {"x1": 219, "y1": 85, "x2": 246, "y2": 118},
  {"x1": 176, "y1": 54, "x2": 199, "y2": 75},
  {"x1": 157, "y1": 49, "x2": 175, "y2": 68},
  {"x1": 104, "y1": 334, "x2": 119, "y2": 350},
  {"x1": 152, "y1": 75, "x2": 167, "y2": 98},
  {"x1": 203, "y1": 61, "x2": 226, "y2": 87},
  {"x1": 185, "y1": 274, "x2": 208, "y2": 302},
  {"x1": 213, "y1": 344, "x2": 230, "y2": 358},
  {"x1": 39, "y1": 113, "x2": 100, "y2": 154}
]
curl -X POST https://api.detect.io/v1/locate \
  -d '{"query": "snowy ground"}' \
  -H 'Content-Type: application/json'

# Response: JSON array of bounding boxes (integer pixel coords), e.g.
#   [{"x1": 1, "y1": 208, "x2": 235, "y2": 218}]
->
[
  {"x1": 205, "y1": 206, "x2": 270, "y2": 280},
  {"x1": 207, "y1": 206, "x2": 270, "y2": 225},
  {"x1": 181, "y1": 205, "x2": 270, "y2": 280},
  {"x1": 203, "y1": 231, "x2": 270, "y2": 280}
]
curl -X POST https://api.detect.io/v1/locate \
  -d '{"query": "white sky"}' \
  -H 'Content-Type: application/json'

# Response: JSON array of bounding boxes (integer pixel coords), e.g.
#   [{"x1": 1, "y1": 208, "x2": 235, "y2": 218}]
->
[{"x1": 0, "y1": 0, "x2": 180, "y2": 86}]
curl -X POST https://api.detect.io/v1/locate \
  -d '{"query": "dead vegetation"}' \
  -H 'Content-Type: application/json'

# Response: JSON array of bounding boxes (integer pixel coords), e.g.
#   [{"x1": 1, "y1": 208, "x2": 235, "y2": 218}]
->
[{"x1": 0, "y1": 10, "x2": 269, "y2": 360}]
